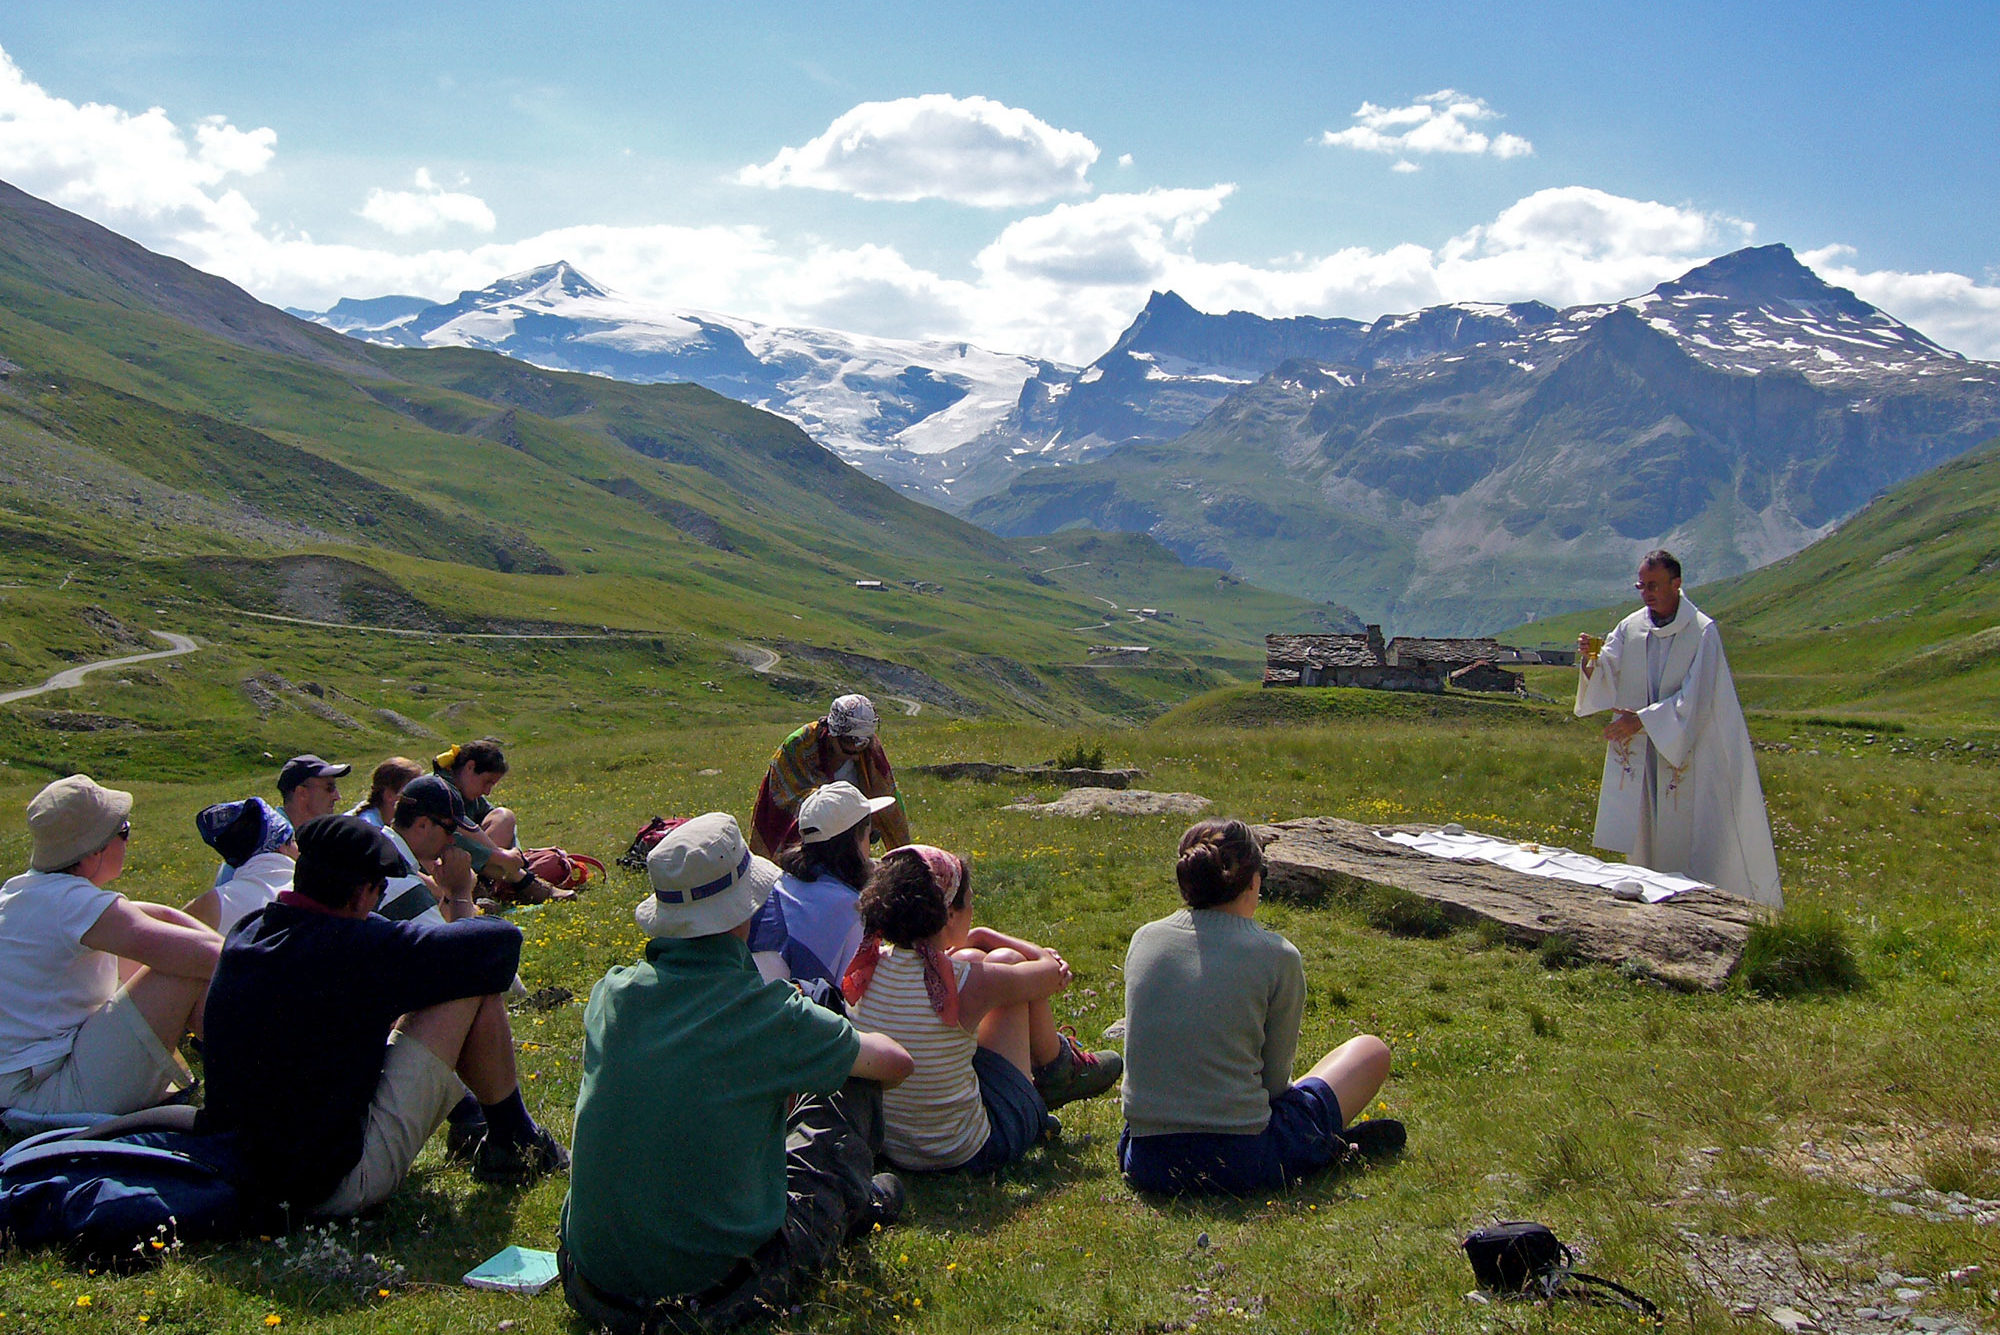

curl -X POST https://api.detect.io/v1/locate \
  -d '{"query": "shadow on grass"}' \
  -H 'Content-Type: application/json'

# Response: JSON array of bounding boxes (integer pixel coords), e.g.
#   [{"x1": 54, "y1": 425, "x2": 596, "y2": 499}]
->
[
  {"x1": 192, "y1": 1164, "x2": 538, "y2": 1317},
  {"x1": 1120, "y1": 1148, "x2": 1409, "y2": 1226}
]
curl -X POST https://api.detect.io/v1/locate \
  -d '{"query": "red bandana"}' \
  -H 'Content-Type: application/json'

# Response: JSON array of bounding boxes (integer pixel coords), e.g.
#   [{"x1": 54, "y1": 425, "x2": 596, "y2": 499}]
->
[{"x1": 840, "y1": 844, "x2": 968, "y2": 1024}]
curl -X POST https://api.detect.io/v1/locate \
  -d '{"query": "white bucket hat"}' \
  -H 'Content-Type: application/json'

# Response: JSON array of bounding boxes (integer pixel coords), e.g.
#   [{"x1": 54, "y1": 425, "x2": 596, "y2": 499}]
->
[
  {"x1": 797, "y1": 781, "x2": 896, "y2": 844},
  {"x1": 635, "y1": 812, "x2": 782, "y2": 939}
]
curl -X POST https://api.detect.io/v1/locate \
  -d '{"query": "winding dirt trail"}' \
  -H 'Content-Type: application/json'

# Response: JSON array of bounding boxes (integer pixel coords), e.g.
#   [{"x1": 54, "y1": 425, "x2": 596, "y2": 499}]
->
[
  {"x1": 734, "y1": 643, "x2": 921, "y2": 715},
  {"x1": 0, "y1": 632, "x2": 199, "y2": 706}
]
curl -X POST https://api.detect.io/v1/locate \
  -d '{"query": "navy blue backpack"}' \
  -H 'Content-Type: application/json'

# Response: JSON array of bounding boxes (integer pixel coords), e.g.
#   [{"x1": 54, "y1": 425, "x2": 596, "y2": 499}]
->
[{"x1": 0, "y1": 1110, "x2": 257, "y2": 1264}]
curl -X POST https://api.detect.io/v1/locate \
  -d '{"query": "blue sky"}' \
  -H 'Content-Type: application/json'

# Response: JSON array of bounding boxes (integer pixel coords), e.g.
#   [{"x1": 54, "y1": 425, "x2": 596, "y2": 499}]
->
[{"x1": 3, "y1": 2, "x2": 1997, "y2": 361}]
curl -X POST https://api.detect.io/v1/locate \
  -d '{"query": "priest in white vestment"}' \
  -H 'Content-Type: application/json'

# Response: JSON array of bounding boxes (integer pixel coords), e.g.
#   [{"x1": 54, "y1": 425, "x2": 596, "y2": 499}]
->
[{"x1": 1574, "y1": 550, "x2": 1782, "y2": 908}]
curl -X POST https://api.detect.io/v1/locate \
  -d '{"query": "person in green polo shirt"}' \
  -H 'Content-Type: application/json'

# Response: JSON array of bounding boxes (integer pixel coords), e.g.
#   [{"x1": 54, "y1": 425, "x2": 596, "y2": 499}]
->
[{"x1": 560, "y1": 812, "x2": 914, "y2": 1331}]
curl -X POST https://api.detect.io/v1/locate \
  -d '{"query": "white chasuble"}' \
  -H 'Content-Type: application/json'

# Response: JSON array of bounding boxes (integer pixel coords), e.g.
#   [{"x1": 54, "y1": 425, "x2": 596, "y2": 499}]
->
[{"x1": 1574, "y1": 597, "x2": 1782, "y2": 907}]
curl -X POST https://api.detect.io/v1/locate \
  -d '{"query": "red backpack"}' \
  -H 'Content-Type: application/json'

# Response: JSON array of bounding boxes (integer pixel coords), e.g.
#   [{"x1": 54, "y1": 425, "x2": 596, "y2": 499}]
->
[
  {"x1": 522, "y1": 846, "x2": 607, "y2": 892},
  {"x1": 616, "y1": 816, "x2": 690, "y2": 872}
]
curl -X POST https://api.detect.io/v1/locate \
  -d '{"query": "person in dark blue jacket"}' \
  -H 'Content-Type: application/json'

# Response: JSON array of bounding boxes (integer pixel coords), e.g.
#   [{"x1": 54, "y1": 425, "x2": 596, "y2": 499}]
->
[{"x1": 198, "y1": 815, "x2": 566, "y2": 1216}]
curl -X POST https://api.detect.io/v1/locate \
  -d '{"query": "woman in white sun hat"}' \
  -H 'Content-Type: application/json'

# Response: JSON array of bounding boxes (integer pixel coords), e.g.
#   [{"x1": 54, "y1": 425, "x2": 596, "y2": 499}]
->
[{"x1": 747, "y1": 781, "x2": 895, "y2": 998}]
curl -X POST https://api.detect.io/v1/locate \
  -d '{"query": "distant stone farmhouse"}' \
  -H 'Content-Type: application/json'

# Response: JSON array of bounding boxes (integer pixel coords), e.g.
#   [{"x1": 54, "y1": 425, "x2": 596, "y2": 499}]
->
[{"x1": 1263, "y1": 628, "x2": 1523, "y2": 694}]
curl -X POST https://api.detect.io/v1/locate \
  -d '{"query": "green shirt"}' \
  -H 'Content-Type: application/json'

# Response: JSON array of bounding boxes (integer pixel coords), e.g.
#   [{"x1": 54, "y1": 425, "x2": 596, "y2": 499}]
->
[
  {"x1": 561, "y1": 933, "x2": 860, "y2": 1299},
  {"x1": 1120, "y1": 908, "x2": 1306, "y2": 1137}
]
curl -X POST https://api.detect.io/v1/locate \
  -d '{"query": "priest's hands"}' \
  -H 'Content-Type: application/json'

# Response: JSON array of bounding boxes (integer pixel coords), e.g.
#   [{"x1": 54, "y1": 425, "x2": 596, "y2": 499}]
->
[{"x1": 1603, "y1": 709, "x2": 1644, "y2": 743}]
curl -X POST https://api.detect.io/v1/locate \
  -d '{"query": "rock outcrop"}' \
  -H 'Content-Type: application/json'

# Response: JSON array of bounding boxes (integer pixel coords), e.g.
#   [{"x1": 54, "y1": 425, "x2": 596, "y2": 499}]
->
[
  {"x1": 909, "y1": 762, "x2": 1146, "y2": 789},
  {"x1": 1009, "y1": 788, "x2": 1211, "y2": 818},
  {"x1": 1255, "y1": 816, "x2": 1761, "y2": 990}
]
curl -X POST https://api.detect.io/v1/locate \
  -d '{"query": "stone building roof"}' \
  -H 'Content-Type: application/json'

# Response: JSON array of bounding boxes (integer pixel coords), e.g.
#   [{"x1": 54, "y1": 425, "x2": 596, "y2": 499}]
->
[
  {"x1": 1387, "y1": 636, "x2": 1505, "y2": 667},
  {"x1": 1265, "y1": 632, "x2": 1385, "y2": 669}
]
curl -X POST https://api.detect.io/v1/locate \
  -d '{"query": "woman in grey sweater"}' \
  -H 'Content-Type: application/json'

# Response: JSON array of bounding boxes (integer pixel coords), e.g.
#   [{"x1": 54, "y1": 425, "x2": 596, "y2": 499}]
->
[{"x1": 1118, "y1": 818, "x2": 1401, "y2": 1195}]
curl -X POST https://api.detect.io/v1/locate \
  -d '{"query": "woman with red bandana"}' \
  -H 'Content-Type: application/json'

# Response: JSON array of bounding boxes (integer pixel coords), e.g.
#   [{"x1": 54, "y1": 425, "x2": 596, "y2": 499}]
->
[{"x1": 843, "y1": 845, "x2": 1120, "y2": 1173}]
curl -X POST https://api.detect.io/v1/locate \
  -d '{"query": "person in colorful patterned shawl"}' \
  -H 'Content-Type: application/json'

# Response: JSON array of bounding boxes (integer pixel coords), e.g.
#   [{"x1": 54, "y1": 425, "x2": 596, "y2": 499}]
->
[{"x1": 751, "y1": 695, "x2": 911, "y2": 857}]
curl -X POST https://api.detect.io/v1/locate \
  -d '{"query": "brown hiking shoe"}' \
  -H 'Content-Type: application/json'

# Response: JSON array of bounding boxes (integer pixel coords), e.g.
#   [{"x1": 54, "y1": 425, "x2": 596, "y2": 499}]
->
[
  {"x1": 490, "y1": 872, "x2": 574, "y2": 905},
  {"x1": 1033, "y1": 1030, "x2": 1123, "y2": 1109}
]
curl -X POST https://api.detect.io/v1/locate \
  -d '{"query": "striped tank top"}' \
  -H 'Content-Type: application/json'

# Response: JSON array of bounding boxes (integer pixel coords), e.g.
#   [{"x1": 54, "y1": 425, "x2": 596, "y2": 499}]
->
[{"x1": 849, "y1": 946, "x2": 987, "y2": 1170}]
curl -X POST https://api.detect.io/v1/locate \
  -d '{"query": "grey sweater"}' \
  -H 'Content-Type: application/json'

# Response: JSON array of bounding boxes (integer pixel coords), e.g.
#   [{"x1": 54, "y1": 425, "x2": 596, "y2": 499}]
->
[{"x1": 1120, "y1": 908, "x2": 1306, "y2": 1137}]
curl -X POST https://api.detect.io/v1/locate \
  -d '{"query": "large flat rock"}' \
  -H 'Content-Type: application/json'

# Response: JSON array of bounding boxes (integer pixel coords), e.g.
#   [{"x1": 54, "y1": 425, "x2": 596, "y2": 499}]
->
[
  {"x1": 1253, "y1": 816, "x2": 1761, "y2": 991},
  {"x1": 1010, "y1": 787, "x2": 1212, "y2": 818}
]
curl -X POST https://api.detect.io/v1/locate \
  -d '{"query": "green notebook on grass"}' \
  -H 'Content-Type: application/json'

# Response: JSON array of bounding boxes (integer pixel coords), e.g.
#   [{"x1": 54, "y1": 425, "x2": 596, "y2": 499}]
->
[{"x1": 463, "y1": 1245, "x2": 561, "y2": 1295}]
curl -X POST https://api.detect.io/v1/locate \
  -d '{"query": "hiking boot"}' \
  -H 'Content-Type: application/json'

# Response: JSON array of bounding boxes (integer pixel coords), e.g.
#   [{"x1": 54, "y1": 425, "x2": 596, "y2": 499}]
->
[
  {"x1": 1033, "y1": 1031, "x2": 1123, "y2": 1109},
  {"x1": 446, "y1": 1121, "x2": 485, "y2": 1163},
  {"x1": 472, "y1": 1125, "x2": 570, "y2": 1185},
  {"x1": 1338, "y1": 1118, "x2": 1407, "y2": 1163},
  {"x1": 862, "y1": 1172, "x2": 906, "y2": 1232},
  {"x1": 494, "y1": 872, "x2": 573, "y2": 905}
]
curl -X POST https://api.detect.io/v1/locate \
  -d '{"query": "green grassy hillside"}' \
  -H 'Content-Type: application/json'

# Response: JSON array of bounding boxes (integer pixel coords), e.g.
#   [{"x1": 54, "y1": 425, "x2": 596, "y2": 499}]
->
[
  {"x1": 1502, "y1": 434, "x2": 2000, "y2": 727},
  {"x1": 1005, "y1": 529, "x2": 1360, "y2": 670},
  {"x1": 0, "y1": 179, "x2": 1347, "y2": 773}
]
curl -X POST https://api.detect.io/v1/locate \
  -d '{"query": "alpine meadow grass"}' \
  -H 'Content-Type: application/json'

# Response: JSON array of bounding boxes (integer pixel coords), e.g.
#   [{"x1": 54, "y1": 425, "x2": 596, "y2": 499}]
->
[{"x1": 1, "y1": 701, "x2": 1995, "y2": 1334}]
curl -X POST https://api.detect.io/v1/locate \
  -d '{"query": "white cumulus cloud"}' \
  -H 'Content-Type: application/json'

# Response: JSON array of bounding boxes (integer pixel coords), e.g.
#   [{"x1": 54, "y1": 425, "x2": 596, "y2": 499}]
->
[
  {"x1": 736, "y1": 93, "x2": 1098, "y2": 206},
  {"x1": 0, "y1": 45, "x2": 274, "y2": 234},
  {"x1": 8, "y1": 42, "x2": 2000, "y2": 371},
  {"x1": 1801, "y1": 245, "x2": 2000, "y2": 361},
  {"x1": 1322, "y1": 90, "x2": 1533, "y2": 164},
  {"x1": 360, "y1": 168, "x2": 497, "y2": 235}
]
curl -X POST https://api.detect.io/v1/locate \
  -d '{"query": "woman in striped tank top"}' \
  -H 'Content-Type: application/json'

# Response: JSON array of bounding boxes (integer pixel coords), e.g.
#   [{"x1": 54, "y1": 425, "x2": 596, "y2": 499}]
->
[{"x1": 844, "y1": 845, "x2": 1122, "y2": 1173}]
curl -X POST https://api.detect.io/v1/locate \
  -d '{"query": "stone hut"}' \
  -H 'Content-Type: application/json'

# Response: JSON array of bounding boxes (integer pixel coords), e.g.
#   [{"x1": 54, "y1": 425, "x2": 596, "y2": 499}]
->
[
  {"x1": 1447, "y1": 659, "x2": 1524, "y2": 693},
  {"x1": 1263, "y1": 627, "x2": 1449, "y2": 693}
]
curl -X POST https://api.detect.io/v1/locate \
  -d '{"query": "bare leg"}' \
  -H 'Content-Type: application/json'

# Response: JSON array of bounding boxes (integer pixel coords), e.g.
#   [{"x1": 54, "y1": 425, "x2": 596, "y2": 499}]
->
[
  {"x1": 122, "y1": 967, "x2": 210, "y2": 1048},
  {"x1": 1027, "y1": 994, "x2": 1060, "y2": 1069},
  {"x1": 182, "y1": 889, "x2": 222, "y2": 932},
  {"x1": 398, "y1": 994, "x2": 481, "y2": 1076},
  {"x1": 483, "y1": 808, "x2": 519, "y2": 851},
  {"x1": 1303, "y1": 1035, "x2": 1391, "y2": 1124},
  {"x1": 399, "y1": 992, "x2": 522, "y2": 1105},
  {"x1": 975, "y1": 1000, "x2": 1034, "y2": 1076}
]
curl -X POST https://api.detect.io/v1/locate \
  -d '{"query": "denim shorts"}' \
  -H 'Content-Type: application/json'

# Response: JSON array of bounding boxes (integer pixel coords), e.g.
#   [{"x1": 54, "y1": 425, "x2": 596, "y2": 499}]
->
[
  {"x1": 954, "y1": 1045, "x2": 1050, "y2": 1174},
  {"x1": 1117, "y1": 1076, "x2": 1346, "y2": 1196}
]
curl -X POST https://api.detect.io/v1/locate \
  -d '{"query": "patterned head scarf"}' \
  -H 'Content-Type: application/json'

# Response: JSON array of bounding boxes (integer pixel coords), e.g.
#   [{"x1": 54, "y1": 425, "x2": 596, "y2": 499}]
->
[
  {"x1": 196, "y1": 797, "x2": 296, "y2": 868},
  {"x1": 901, "y1": 844, "x2": 964, "y2": 903},
  {"x1": 826, "y1": 694, "x2": 878, "y2": 740}
]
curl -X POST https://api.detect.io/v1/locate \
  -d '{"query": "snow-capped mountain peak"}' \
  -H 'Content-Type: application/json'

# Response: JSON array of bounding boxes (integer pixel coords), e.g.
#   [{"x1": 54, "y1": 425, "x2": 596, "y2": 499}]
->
[
  {"x1": 1609, "y1": 243, "x2": 1955, "y2": 381},
  {"x1": 294, "y1": 266, "x2": 1060, "y2": 501},
  {"x1": 476, "y1": 260, "x2": 612, "y2": 306}
]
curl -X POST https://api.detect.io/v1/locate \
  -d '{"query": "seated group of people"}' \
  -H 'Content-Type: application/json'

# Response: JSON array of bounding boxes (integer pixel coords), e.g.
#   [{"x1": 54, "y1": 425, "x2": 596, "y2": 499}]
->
[
  {"x1": 0, "y1": 691, "x2": 1403, "y2": 1332},
  {"x1": 556, "y1": 692, "x2": 1402, "y2": 1330},
  {"x1": 0, "y1": 737, "x2": 571, "y2": 1221},
  {"x1": 183, "y1": 739, "x2": 569, "y2": 938}
]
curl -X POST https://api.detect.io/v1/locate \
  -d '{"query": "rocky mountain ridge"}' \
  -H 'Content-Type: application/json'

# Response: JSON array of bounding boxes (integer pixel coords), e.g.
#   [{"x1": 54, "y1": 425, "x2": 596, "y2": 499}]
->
[{"x1": 967, "y1": 247, "x2": 2000, "y2": 633}]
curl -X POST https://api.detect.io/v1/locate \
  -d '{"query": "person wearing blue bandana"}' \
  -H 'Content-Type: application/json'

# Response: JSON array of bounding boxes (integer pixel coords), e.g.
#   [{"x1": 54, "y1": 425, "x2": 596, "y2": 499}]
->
[{"x1": 186, "y1": 797, "x2": 297, "y2": 934}]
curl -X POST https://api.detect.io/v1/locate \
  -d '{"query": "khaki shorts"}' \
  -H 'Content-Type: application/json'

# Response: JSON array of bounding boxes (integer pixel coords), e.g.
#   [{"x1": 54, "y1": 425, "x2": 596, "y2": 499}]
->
[
  {"x1": 313, "y1": 1029, "x2": 464, "y2": 1217},
  {"x1": 0, "y1": 988, "x2": 190, "y2": 1117}
]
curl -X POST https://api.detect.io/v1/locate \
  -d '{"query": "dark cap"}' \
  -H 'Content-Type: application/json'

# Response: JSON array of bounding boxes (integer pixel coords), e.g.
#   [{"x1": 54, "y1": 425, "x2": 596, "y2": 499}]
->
[
  {"x1": 293, "y1": 814, "x2": 406, "y2": 905},
  {"x1": 277, "y1": 753, "x2": 351, "y2": 796},
  {"x1": 396, "y1": 774, "x2": 479, "y2": 831}
]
